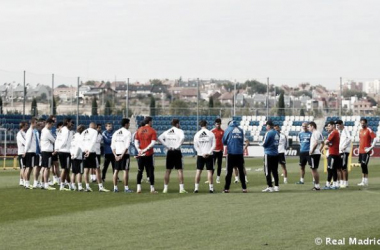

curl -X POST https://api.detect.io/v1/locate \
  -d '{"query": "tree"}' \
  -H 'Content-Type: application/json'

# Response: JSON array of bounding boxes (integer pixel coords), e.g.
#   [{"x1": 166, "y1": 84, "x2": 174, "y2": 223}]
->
[
  {"x1": 169, "y1": 100, "x2": 190, "y2": 116},
  {"x1": 40, "y1": 93, "x2": 47, "y2": 101},
  {"x1": 149, "y1": 96, "x2": 156, "y2": 116},
  {"x1": 104, "y1": 100, "x2": 112, "y2": 115},
  {"x1": 31, "y1": 98, "x2": 38, "y2": 116},
  {"x1": 0, "y1": 96, "x2": 3, "y2": 114},
  {"x1": 150, "y1": 79, "x2": 163, "y2": 86},
  {"x1": 277, "y1": 93, "x2": 285, "y2": 116},
  {"x1": 300, "y1": 108, "x2": 305, "y2": 116},
  {"x1": 50, "y1": 97, "x2": 57, "y2": 115},
  {"x1": 92, "y1": 97, "x2": 98, "y2": 116},
  {"x1": 209, "y1": 96, "x2": 214, "y2": 108},
  {"x1": 245, "y1": 80, "x2": 267, "y2": 95}
]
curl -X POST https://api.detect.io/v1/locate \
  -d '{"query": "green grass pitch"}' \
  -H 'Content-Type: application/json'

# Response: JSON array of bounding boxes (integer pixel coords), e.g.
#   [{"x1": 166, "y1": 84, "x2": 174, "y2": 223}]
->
[{"x1": 1, "y1": 156, "x2": 380, "y2": 250}]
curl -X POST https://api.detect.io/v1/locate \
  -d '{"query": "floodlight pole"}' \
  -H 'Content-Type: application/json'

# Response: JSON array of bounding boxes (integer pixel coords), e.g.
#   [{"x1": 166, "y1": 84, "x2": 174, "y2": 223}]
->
[
  {"x1": 339, "y1": 77, "x2": 342, "y2": 117},
  {"x1": 23, "y1": 71, "x2": 26, "y2": 120},
  {"x1": 126, "y1": 78, "x2": 129, "y2": 118},
  {"x1": 51, "y1": 74, "x2": 54, "y2": 115},
  {"x1": 197, "y1": 78, "x2": 199, "y2": 128},
  {"x1": 266, "y1": 77, "x2": 269, "y2": 118},
  {"x1": 76, "y1": 77, "x2": 80, "y2": 126},
  {"x1": 234, "y1": 80, "x2": 236, "y2": 116}
]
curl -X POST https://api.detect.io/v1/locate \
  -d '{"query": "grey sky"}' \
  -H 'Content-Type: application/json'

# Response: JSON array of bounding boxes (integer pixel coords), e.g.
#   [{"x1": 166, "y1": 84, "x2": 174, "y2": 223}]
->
[{"x1": 0, "y1": 0, "x2": 379, "y2": 88}]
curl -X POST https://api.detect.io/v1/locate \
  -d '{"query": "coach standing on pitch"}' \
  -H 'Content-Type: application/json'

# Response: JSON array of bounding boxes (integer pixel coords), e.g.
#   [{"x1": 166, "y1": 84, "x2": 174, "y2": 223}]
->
[
  {"x1": 222, "y1": 120, "x2": 247, "y2": 193},
  {"x1": 296, "y1": 122, "x2": 312, "y2": 184},
  {"x1": 261, "y1": 121, "x2": 280, "y2": 192}
]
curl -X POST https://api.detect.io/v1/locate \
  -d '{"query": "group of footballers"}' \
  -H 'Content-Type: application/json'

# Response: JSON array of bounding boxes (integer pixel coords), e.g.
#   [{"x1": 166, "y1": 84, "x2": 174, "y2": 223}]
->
[
  {"x1": 261, "y1": 118, "x2": 378, "y2": 192},
  {"x1": 15, "y1": 114, "x2": 378, "y2": 194}
]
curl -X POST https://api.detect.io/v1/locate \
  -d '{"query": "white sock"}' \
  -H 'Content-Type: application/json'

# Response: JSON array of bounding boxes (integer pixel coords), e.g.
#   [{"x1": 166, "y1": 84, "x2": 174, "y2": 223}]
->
[
  {"x1": 235, "y1": 176, "x2": 239, "y2": 181},
  {"x1": 300, "y1": 178, "x2": 304, "y2": 183},
  {"x1": 284, "y1": 177, "x2": 288, "y2": 182},
  {"x1": 137, "y1": 184, "x2": 141, "y2": 191},
  {"x1": 195, "y1": 183, "x2": 199, "y2": 190},
  {"x1": 71, "y1": 183, "x2": 76, "y2": 189},
  {"x1": 315, "y1": 184, "x2": 320, "y2": 189},
  {"x1": 345, "y1": 181, "x2": 348, "y2": 186},
  {"x1": 98, "y1": 183, "x2": 104, "y2": 189},
  {"x1": 364, "y1": 178, "x2": 368, "y2": 184},
  {"x1": 150, "y1": 185, "x2": 155, "y2": 192},
  {"x1": 124, "y1": 186, "x2": 129, "y2": 191},
  {"x1": 209, "y1": 184, "x2": 214, "y2": 191},
  {"x1": 114, "y1": 185, "x2": 118, "y2": 190},
  {"x1": 44, "y1": 183, "x2": 49, "y2": 189},
  {"x1": 78, "y1": 183, "x2": 83, "y2": 189},
  {"x1": 60, "y1": 183, "x2": 65, "y2": 189},
  {"x1": 325, "y1": 181, "x2": 330, "y2": 187},
  {"x1": 33, "y1": 181, "x2": 38, "y2": 187},
  {"x1": 25, "y1": 181, "x2": 30, "y2": 187},
  {"x1": 216, "y1": 176, "x2": 220, "y2": 181},
  {"x1": 86, "y1": 183, "x2": 90, "y2": 189},
  {"x1": 179, "y1": 184, "x2": 184, "y2": 191},
  {"x1": 333, "y1": 182, "x2": 338, "y2": 187},
  {"x1": 163, "y1": 184, "x2": 168, "y2": 191}
]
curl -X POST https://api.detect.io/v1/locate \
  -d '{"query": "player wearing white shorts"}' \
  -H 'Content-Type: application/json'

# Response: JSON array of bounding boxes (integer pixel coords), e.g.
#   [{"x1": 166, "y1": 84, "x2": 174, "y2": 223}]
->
[
  {"x1": 308, "y1": 122, "x2": 324, "y2": 191},
  {"x1": 40, "y1": 118, "x2": 56, "y2": 190}
]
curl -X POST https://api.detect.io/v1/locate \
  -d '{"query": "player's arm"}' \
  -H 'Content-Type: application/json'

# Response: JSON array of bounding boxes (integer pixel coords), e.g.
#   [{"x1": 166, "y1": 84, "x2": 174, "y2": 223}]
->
[
  {"x1": 123, "y1": 131, "x2": 131, "y2": 155},
  {"x1": 261, "y1": 132, "x2": 270, "y2": 147},
  {"x1": 208, "y1": 133, "x2": 216, "y2": 155},
  {"x1": 365, "y1": 130, "x2": 378, "y2": 153},
  {"x1": 341, "y1": 129, "x2": 351, "y2": 152},
  {"x1": 157, "y1": 132, "x2": 168, "y2": 149},
  {"x1": 102, "y1": 131, "x2": 112, "y2": 145},
  {"x1": 24, "y1": 129, "x2": 32, "y2": 155},
  {"x1": 178, "y1": 130, "x2": 185, "y2": 149}
]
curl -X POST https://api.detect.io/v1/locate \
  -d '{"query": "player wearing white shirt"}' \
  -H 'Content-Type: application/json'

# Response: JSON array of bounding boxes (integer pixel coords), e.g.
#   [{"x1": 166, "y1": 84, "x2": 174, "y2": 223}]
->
[
  {"x1": 40, "y1": 118, "x2": 56, "y2": 190},
  {"x1": 23, "y1": 118, "x2": 38, "y2": 189},
  {"x1": 193, "y1": 120, "x2": 216, "y2": 193},
  {"x1": 82, "y1": 122, "x2": 109, "y2": 192},
  {"x1": 158, "y1": 119, "x2": 187, "y2": 194},
  {"x1": 274, "y1": 125, "x2": 288, "y2": 184},
  {"x1": 111, "y1": 118, "x2": 133, "y2": 193},
  {"x1": 55, "y1": 118, "x2": 74, "y2": 191},
  {"x1": 336, "y1": 120, "x2": 351, "y2": 188},
  {"x1": 16, "y1": 122, "x2": 28, "y2": 186},
  {"x1": 90, "y1": 124, "x2": 103, "y2": 183},
  {"x1": 70, "y1": 125, "x2": 85, "y2": 192},
  {"x1": 308, "y1": 122, "x2": 325, "y2": 191}
]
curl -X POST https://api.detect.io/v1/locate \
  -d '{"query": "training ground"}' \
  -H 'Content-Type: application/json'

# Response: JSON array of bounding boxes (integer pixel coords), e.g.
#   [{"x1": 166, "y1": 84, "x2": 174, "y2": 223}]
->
[{"x1": 1, "y1": 156, "x2": 380, "y2": 250}]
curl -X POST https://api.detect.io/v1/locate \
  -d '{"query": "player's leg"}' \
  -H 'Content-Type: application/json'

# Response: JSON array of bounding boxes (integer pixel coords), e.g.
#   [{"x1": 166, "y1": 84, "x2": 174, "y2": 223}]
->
[
  {"x1": 94, "y1": 153, "x2": 108, "y2": 192},
  {"x1": 262, "y1": 155, "x2": 273, "y2": 192},
  {"x1": 194, "y1": 156, "x2": 203, "y2": 193},
  {"x1": 296, "y1": 153, "x2": 307, "y2": 184},
  {"x1": 216, "y1": 151, "x2": 223, "y2": 183},
  {"x1": 236, "y1": 155, "x2": 247, "y2": 192},
  {"x1": 123, "y1": 155, "x2": 132, "y2": 192},
  {"x1": 147, "y1": 155, "x2": 156, "y2": 193},
  {"x1": 206, "y1": 157, "x2": 214, "y2": 192},
  {"x1": 272, "y1": 155, "x2": 279, "y2": 190},
  {"x1": 102, "y1": 154, "x2": 111, "y2": 182},
  {"x1": 136, "y1": 156, "x2": 145, "y2": 193},
  {"x1": 310, "y1": 155, "x2": 320, "y2": 190},
  {"x1": 163, "y1": 151, "x2": 173, "y2": 193},
  {"x1": 113, "y1": 156, "x2": 120, "y2": 192},
  {"x1": 223, "y1": 154, "x2": 233, "y2": 192}
]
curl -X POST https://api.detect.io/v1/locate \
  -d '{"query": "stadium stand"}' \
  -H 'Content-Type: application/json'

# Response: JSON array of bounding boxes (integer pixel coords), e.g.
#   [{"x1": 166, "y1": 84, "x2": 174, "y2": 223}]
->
[
  {"x1": 135, "y1": 115, "x2": 218, "y2": 142},
  {"x1": 325, "y1": 116, "x2": 380, "y2": 142},
  {"x1": 232, "y1": 115, "x2": 314, "y2": 142}
]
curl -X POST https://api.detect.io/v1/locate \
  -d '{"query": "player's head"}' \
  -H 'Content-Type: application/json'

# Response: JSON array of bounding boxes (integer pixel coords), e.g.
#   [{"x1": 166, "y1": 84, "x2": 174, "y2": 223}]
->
[
  {"x1": 121, "y1": 118, "x2": 130, "y2": 129},
  {"x1": 105, "y1": 122, "x2": 113, "y2": 131},
  {"x1": 38, "y1": 118, "x2": 46, "y2": 129},
  {"x1": 171, "y1": 118, "x2": 180, "y2": 128},
  {"x1": 335, "y1": 120, "x2": 344, "y2": 130},
  {"x1": 19, "y1": 121, "x2": 28, "y2": 131},
  {"x1": 199, "y1": 120, "x2": 207, "y2": 128},
  {"x1": 97, "y1": 123, "x2": 102, "y2": 132},
  {"x1": 30, "y1": 117, "x2": 37, "y2": 128},
  {"x1": 360, "y1": 118, "x2": 368, "y2": 129},
  {"x1": 214, "y1": 118, "x2": 221, "y2": 129},
  {"x1": 77, "y1": 125, "x2": 85, "y2": 134},
  {"x1": 274, "y1": 124, "x2": 280, "y2": 132},
  {"x1": 89, "y1": 122, "x2": 96, "y2": 129},
  {"x1": 57, "y1": 121, "x2": 63, "y2": 130},
  {"x1": 266, "y1": 120, "x2": 274, "y2": 131},
  {"x1": 308, "y1": 121, "x2": 317, "y2": 132},
  {"x1": 327, "y1": 121, "x2": 335, "y2": 132},
  {"x1": 144, "y1": 116, "x2": 153, "y2": 126},
  {"x1": 63, "y1": 118, "x2": 73, "y2": 129},
  {"x1": 302, "y1": 122, "x2": 308, "y2": 132},
  {"x1": 139, "y1": 120, "x2": 146, "y2": 128},
  {"x1": 45, "y1": 118, "x2": 55, "y2": 129},
  {"x1": 48, "y1": 115, "x2": 56, "y2": 124}
]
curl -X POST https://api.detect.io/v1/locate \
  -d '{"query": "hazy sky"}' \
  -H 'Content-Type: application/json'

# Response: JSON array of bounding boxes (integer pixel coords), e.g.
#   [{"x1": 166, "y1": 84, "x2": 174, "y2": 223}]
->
[{"x1": 0, "y1": 0, "x2": 379, "y2": 88}]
